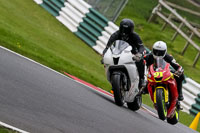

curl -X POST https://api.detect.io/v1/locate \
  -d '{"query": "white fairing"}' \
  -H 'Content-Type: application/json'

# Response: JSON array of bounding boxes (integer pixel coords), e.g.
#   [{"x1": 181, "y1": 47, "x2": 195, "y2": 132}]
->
[{"x1": 103, "y1": 40, "x2": 139, "y2": 102}]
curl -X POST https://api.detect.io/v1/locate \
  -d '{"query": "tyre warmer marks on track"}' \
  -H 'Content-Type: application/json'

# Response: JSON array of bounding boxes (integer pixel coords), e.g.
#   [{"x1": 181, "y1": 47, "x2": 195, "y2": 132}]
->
[{"x1": 63, "y1": 72, "x2": 158, "y2": 118}]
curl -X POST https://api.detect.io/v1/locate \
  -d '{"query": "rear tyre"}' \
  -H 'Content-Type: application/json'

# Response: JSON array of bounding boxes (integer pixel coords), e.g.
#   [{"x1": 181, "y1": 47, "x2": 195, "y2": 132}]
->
[
  {"x1": 167, "y1": 110, "x2": 179, "y2": 125},
  {"x1": 156, "y1": 88, "x2": 167, "y2": 120},
  {"x1": 112, "y1": 74, "x2": 125, "y2": 106},
  {"x1": 127, "y1": 95, "x2": 142, "y2": 111}
]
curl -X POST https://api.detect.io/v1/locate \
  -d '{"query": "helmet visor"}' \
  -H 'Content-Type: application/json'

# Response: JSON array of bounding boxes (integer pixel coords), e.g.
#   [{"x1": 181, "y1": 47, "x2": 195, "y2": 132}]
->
[
  {"x1": 153, "y1": 49, "x2": 166, "y2": 57},
  {"x1": 120, "y1": 25, "x2": 131, "y2": 35}
]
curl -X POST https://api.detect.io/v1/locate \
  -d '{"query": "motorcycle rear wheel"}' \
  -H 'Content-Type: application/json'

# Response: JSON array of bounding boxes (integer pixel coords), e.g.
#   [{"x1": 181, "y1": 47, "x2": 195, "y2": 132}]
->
[
  {"x1": 112, "y1": 74, "x2": 125, "y2": 106},
  {"x1": 156, "y1": 88, "x2": 167, "y2": 120}
]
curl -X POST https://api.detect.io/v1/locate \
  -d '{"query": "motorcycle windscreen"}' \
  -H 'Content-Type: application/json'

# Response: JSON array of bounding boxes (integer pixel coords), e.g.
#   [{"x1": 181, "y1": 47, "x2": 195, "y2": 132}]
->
[
  {"x1": 111, "y1": 40, "x2": 130, "y2": 55},
  {"x1": 154, "y1": 58, "x2": 166, "y2": 70}
]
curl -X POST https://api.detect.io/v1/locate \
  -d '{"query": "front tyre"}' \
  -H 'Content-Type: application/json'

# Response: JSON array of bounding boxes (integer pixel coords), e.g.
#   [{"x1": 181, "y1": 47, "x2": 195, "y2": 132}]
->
[
  {"x1": 156, "y1": 88, "x2": 167, "y2": 120},
  {"x1": 167, "y1": 109, "x2": 179, "y2": 125},
  {"x1": 127, "y1": 95, "x2": 142, "y2": 111},
  {"x1": 112, "y1": 74, "x2": 125, "y2": 106}
]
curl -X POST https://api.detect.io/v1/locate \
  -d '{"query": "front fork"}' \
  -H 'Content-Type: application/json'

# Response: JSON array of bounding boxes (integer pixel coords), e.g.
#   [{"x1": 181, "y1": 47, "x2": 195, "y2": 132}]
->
[
  {"x1": 153, "y1": 86, "x2": 169, "y2": 104},
  {"x1": 111, "y1": 72, "x2": 128, "y2": 91}
]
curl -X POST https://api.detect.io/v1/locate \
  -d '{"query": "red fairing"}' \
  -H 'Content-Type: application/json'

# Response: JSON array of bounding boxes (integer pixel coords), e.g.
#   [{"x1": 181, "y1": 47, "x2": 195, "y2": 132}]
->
[
  {"x1": 167, "y1": 78, "x2": 178, "y2": 118},
  {"x1": 147, "y1": 62, "x2": 178, "y2": 118},
  {"x1": 162, "y1": 64, "x2": 171, "y2": 80}
]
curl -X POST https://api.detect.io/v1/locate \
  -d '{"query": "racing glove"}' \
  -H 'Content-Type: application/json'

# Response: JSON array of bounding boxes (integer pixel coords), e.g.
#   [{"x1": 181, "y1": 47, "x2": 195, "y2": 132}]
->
[
  {"x1": 175, "y1": 67, "x2": 184, "y2": 77},
  {"x1": 133, "y1": 53, "x2": 143, "y2": 62}
]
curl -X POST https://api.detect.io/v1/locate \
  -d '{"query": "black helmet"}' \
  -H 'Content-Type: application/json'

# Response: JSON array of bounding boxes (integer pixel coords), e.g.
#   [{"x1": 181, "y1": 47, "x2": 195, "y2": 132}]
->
[{"x1": 119, "y1": 19, "x2": 134, "y2": 37}]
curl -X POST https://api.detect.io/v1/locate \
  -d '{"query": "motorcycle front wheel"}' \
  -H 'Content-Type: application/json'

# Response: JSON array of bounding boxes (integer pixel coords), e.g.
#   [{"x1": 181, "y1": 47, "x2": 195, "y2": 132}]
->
[
  {"x1": 156, "y1": 88, "x2": 168, "y2": 120},
  {"x1": 167, "y1": 109, "x2": 179, "y2": 125},
  {"x1": 112, "y1": 74, "x2": 125, "y2": 106}
]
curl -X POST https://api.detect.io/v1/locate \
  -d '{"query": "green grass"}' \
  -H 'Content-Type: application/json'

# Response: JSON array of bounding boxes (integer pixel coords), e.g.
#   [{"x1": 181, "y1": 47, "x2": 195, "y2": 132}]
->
[
  {"x1": 0, "y1": 0, "x2": 111, "y2": 90},
  {"x1": 0, "y1": 127, "x2": 17, "y2": 133},
  {"x1": 0, "y1": 0, "x2": 199, "y2": 132},
  {"x1": 166, "y1": 0, "x2": 200, "y2": 24}
]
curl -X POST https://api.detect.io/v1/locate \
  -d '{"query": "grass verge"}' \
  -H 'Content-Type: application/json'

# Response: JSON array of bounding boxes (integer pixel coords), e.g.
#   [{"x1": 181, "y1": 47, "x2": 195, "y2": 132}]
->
[{"x1": 0, "y1": 127, "x2": 17, "y2": 133}]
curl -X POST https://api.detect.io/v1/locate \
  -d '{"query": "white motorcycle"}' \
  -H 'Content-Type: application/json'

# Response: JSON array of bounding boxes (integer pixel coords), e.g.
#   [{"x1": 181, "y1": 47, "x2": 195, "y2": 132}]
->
[{"x1": 102, "y1": 40, "x2": 142, "y2": 111}]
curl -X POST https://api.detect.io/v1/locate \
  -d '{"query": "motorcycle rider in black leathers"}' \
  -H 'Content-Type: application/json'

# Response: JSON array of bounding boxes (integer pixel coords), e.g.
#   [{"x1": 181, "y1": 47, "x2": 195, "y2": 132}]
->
[
  {"x1": 143, "y1": 41, "x2": 184, "y2": 101},
  {"x1": 102, "y1": 19, "x2": 146, "y2": 89}
]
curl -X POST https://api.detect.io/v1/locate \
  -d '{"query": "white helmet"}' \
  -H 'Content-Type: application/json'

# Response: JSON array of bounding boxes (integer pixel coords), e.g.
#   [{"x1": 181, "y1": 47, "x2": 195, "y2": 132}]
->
[{"x1": 152, "y1": 41, "x2": 167, "y2": 59}]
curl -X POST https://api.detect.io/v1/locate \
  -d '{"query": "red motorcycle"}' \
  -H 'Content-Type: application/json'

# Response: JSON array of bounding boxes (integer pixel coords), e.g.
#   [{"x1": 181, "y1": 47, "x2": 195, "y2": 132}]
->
[{"x1": 146, "y1": 58, "x2": 179, "y2": 124}]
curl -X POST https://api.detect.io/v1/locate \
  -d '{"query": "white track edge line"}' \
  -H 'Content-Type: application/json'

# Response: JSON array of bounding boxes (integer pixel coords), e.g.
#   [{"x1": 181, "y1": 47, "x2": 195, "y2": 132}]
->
[{"x1": 0, "y1": 121, "x2": 29, "y2": 133}]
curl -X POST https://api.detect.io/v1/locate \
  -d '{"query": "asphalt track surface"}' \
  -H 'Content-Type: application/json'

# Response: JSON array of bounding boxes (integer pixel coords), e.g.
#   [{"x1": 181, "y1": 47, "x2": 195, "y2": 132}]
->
[{"x1": 0, "y1": 46, "x2": 197, "y2": 133}]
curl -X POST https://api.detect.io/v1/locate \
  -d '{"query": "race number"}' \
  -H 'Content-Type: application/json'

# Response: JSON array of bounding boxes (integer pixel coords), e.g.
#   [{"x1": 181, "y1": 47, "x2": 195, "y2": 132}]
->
[{"x1": 154, "y1": 72, "x2": 163, "y2": 78}]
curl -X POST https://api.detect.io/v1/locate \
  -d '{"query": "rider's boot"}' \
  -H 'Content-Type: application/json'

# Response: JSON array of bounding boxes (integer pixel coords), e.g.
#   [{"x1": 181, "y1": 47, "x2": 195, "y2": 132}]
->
[
  {"x1": 136, "y1": 59, "x2": 145, "y2": 90},
  {"x1": 178, "y1": 90, "x2": 184, "y2": 101},
  {"x1": 138, "y1": 78, "x2": 147, "y2": 95},
  {"x1": 175, "y1": 75, "x2": 184, "y2": 101},
  {"x1": 139, "y1": 78, "x2": 146, "y2": 89},
  {"x1": 141, "y1": 82, "x2": 148, "y2": 94},
  {"x1": 177, "y1": 101, "x2": 183, "y2": 110},
  {"x1": 177, "y1": 81, "x2": 184, "y2": 101}
]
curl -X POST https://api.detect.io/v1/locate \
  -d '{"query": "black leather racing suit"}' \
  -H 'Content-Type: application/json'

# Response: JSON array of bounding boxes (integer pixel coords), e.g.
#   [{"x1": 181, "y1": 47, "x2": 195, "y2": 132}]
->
[
  {"x1": 144, "y1": 53, "x2": 184, "y2": 100},
  {"x1": 103, "y1": 30, "x2": 145, "y2": 84}
]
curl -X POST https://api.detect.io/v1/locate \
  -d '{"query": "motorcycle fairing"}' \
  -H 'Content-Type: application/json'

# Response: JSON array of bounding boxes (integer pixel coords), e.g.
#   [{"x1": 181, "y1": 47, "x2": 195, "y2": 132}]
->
[
  {"x1": 147, "y1": 60, "x2": 178, "y2": 118},
  {"x1": 103, "y1": 40, "x2": 140, "y2": 103},
  {"x1": 147, "y1": 63, "x2": 173, "y2": 83}
]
